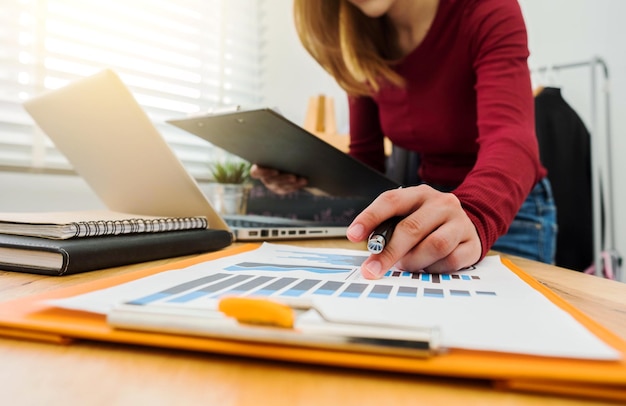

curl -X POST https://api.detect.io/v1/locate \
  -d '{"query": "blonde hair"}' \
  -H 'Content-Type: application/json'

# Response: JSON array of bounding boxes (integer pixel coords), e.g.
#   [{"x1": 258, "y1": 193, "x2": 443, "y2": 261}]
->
[{"x1": 293, "y1": 0, "x2": 404, "y2": 96}]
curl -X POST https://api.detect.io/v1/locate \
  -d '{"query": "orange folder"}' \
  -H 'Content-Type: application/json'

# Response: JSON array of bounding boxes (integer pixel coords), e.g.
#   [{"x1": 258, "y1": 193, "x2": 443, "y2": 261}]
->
[{"x1": 0, "y1": 244, "x2": 625, "y2": 402}]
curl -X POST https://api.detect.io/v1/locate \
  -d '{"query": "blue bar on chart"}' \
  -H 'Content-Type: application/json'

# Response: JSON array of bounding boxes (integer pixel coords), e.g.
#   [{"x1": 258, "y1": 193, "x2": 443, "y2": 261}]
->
[
  {"x1": 339, "y1": 283, "x2": 368, "y2": 298},
  {"x1": 127, "y1": 273, "x2": 232, "y2": 305},
  {"x1": 450, "y1": 289, "x2": 471, "y2": 297},
  {"x1": 476, "y1": 291, "x2": 497, "y2": 296},
  {"x1": 385, "y1": 270, "x2": 420, "y2": 279},
  {"x1": 385, "y1": 270, "x2": 419, "y2": 279},
  {"x1": 368, "y1": 284, "x2": 393, "y2": 299},
  {"x1": 280, "y1": 279, "x2": 321, "y2": 297},
  {"x1": 437, "y1": 273, "x2": 480, "y2": 282}
]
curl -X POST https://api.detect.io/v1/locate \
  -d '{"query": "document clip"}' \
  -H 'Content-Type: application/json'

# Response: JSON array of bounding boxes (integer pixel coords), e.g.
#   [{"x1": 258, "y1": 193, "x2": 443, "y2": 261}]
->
[
  {"x1": 185, "y1": 105, "x2": 241, "y2": 119},
  {"x1": 219, "y1": 297, "x2": 296, "y2": 328},
  {"x1": 218, "y1": 297, "x2": 441, "y2": 358}
]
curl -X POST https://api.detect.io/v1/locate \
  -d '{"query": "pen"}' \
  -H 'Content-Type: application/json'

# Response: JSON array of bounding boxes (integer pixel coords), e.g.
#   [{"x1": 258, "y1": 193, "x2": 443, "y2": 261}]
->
[{"x1": 367, "y1": 216, "x2": 404, "y2": 254}]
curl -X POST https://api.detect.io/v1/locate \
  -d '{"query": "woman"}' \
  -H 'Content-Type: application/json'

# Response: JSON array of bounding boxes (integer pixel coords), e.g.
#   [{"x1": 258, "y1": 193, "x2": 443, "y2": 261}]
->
[{"x1": 252, "y1": 0, "x2": 556, "y2": 278}]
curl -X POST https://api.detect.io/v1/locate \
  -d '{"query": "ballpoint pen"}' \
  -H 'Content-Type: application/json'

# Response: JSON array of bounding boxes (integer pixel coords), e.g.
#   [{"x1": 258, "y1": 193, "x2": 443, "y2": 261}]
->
[{"x1": 367, "y1": 216, "x2": 404, "y2": 254}]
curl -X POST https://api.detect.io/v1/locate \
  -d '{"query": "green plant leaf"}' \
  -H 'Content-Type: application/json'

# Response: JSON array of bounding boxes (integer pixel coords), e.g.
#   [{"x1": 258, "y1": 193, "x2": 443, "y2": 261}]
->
[{"x1": 210, "y1": 160, "x2": 251, "y2": 184}]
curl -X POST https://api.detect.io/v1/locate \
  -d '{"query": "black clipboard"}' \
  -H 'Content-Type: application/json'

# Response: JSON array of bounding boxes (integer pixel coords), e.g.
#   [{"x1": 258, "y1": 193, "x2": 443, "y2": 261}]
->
[{"x1": 167, "y1": 108, "x2": 400, "y2": 198}]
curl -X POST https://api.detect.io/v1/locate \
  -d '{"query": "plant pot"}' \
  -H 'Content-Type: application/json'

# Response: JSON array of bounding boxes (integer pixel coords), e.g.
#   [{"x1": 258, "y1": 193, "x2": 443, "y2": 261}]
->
[{"x1": 205, "y1": 183, "x2": 251, "y2": 215}]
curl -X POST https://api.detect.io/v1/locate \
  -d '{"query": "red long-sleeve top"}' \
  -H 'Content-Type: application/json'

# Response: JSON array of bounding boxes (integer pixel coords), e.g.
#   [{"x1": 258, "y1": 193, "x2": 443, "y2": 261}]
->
[{"x1": 348, "y1": 0, "x2": 546, "y2": 259}]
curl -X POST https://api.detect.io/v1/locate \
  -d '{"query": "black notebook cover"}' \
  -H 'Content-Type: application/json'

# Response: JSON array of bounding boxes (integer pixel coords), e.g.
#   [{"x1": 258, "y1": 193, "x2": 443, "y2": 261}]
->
[{"x1": 0, "y1": 229, "x2": 233, "y2": 276}]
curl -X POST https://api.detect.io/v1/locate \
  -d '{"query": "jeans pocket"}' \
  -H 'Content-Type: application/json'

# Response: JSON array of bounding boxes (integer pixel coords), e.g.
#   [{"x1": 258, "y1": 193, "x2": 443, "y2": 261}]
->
[{"x1": 491, "y1": 178, "x2": 557, "y2": 264}]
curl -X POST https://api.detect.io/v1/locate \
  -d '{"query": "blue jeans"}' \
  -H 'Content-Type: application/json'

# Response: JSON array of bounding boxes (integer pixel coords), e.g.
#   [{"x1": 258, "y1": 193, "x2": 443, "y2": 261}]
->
[{"x1": 491, "y1": 178, "x2": 557, "y2": 264}]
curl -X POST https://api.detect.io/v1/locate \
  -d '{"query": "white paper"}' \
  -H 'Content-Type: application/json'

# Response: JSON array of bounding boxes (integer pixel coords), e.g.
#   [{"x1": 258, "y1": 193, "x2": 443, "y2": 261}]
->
[{"x1": 48, "y1": 243, "x2": 621, "y2": 360}]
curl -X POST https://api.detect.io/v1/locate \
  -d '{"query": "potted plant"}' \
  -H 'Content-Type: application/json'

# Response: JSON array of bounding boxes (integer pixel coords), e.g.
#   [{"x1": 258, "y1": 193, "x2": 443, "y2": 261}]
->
[
  {"x1": 210, "y1": 160, "x2": 251, "y2": 184},
  {"x1": 206, "y1": 160, "x2": 252, "y2": 215}
]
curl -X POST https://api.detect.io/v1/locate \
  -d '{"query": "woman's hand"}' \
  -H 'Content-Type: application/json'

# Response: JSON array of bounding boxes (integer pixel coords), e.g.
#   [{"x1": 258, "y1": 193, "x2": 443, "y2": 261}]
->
[
  {"x1": 346, "y1": 184, "x2": 482, "y2": 279},
  {"x1": 249, "y1": 164, "x2": 308, "y2": 195}
]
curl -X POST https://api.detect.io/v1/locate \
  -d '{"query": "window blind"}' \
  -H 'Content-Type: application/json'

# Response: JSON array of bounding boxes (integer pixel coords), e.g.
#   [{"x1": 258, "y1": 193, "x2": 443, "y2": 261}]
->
[{"x1": 0, "y1": 0, "x2": 264, "y2": 179}]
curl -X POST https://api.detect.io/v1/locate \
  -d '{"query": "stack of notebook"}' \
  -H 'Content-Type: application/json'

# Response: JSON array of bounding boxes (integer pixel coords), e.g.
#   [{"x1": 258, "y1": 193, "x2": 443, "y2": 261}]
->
[{"x1": 0, "y1": 210, "x2": 232, "y2": 276}]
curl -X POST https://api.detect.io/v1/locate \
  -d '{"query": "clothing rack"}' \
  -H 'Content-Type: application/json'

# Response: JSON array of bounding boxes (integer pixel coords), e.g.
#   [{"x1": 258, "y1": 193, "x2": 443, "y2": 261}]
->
[{"x1": 532, "y1": 56, "x2": 620, "y2": 279}]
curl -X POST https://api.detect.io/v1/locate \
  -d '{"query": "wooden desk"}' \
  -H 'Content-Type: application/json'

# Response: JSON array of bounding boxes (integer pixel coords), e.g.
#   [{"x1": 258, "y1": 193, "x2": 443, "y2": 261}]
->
[{"x1": 0, "y1": 240, "x2": 624, "y2": 405}]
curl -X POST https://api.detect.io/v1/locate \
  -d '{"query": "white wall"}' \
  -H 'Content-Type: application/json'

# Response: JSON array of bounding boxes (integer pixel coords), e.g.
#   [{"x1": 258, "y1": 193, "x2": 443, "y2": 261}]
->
[
  {"x1": 261, "y1": 0, "x2": 626, "y2": 279},
  {"x1": 0, "y1": 171, "x2": 104, "y2": 211},
  {"x1": 261, "y1": 1, "x2": 347, "y2": 131}
]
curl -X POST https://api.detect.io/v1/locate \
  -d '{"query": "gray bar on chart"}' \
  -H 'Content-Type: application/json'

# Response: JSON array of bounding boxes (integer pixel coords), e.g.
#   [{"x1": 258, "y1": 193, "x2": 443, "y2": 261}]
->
[
  {"x1": 167, "y1": 274, "x2": 255, "y2": 303},
  {"x1": 368, "y1": 284, "x2": 393, "y2": 299},
  {"x1": 162, "y1": 273, "x2": 231, "y2": 294},
  {"x1": 314, "y1": 281, "x2": 344, "y2": 296},
  {"x1": 255, "y1": 277, "x2": 298, "y2": 296},
  {"x1": 424, "y1": 288, "x2": 444, "y2": 298},
  {"x1": 397, "y1": 286, "x2": 418, "y2": 297},
  {"x1": 198, "y1": 274, "x2": 254, "y2": 293},
  {"x1": 339, "y1": 283, "x2": 367, "y2": 298},
  {"x1": 128, "y1": 273, "x2": 232, "y2": 305},
  {"x1": 281, "y1": 279, "x2": 321, "y2": 297},
  {"x1": 228, "y1": 276, "x2": 275, "y2": 293}
]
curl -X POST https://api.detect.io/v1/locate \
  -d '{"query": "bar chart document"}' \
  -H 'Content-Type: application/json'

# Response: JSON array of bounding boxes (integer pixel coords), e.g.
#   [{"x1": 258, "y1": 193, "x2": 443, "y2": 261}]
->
[{"x1": 49, "y1": 243, "x2": 620, "y2": 360}]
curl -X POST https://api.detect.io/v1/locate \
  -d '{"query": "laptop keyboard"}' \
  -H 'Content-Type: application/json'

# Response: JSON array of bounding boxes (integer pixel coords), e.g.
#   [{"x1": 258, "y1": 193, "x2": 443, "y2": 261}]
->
[{"x1": 225, "y1": 218, "x2": 302, "y2": 228}]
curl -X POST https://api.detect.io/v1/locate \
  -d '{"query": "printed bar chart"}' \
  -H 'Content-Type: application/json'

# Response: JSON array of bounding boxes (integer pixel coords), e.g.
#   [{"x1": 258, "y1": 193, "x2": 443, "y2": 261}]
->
[
  {"x1": 53, "y1": 244, "x2": 621, "y2": 362},
  {"x1": 126, "y1": 261, "x2": 496, "y2": 307},
  {"x1": 385, "y1": 270, "x2": 479, "y2": 283}
]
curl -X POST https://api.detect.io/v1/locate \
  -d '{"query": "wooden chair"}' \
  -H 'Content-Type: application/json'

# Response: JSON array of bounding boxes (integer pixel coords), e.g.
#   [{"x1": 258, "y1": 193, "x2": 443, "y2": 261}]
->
[{"x1": 303, "y1": 94, "x2": 350, "y2": 152}]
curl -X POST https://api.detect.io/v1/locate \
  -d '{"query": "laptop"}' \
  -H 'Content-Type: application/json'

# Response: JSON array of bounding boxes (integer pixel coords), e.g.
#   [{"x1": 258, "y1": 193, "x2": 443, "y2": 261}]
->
[{"x1": 22, "y1": 69, "x2": 348, "y2": 241}]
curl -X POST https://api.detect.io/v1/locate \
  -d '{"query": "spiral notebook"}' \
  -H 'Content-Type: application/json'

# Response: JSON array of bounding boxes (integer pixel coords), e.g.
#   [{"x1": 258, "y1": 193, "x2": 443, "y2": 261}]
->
[
  {"x1": 21, "y1": 69, "x2": 348, "y2": 241},
  {"x1": 0, "y1": 210, "x2": 208, "y2": 240}
]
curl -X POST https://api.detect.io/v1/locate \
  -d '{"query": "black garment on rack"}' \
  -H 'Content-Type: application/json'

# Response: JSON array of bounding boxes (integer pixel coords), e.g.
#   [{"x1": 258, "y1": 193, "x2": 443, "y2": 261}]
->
[{"x1": 535, "y1": 87, "x2": 593, "y2": 271}]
